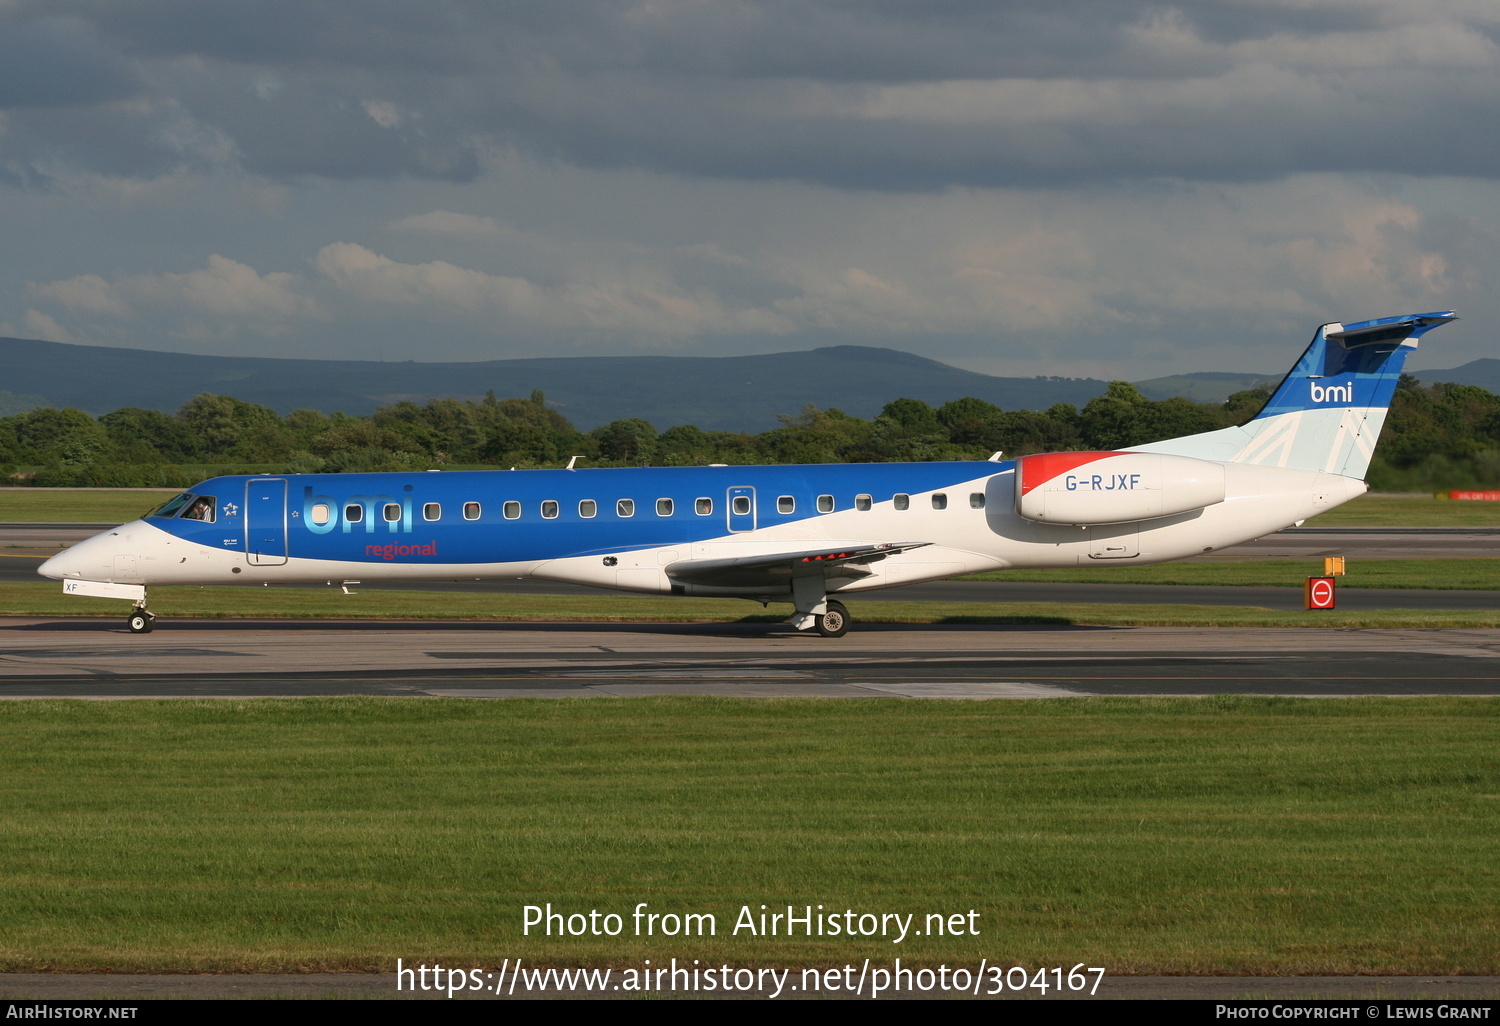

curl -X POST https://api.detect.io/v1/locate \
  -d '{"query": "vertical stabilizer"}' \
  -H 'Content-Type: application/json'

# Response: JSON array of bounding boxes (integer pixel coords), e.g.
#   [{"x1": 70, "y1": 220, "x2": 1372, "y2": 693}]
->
[{"x1": 1133, "y1": 312, "x2": 1458, "y2": 478}]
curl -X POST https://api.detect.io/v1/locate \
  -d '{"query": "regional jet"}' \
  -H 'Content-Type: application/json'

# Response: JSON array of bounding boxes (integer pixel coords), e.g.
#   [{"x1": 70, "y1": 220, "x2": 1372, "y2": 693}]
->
[{"x1": 39, "y1": 312, "x2": 1458, "y2": 635}]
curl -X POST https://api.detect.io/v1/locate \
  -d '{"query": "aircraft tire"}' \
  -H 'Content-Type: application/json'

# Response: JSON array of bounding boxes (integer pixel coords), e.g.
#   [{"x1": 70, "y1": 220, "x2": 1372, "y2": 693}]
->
[
  {"x1": 815, "y1": 600, "x2": 850, "y2": 638},
  {"x1": 128, "y1": 611, "x2": 154, "y2": 634}
]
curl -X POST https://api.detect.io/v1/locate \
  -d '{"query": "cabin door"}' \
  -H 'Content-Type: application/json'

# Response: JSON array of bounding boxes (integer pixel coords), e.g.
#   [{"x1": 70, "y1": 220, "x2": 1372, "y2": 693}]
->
[
  {"x1": 245, "y1": 478, "x2": 289, "y2": 565},
  {"x1": 726, "y1": 486, "x2": 757, "y2": 533}
]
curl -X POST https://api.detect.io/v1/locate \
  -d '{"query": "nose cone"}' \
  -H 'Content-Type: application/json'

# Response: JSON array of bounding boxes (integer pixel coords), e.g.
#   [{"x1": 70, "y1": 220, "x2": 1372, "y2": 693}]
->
[
  {"x1": 36, "y1": 550, "x2": 70, "y2": 580},
  {"x1": 37, "y1": 521, "x2": 142, "y2": 581}
]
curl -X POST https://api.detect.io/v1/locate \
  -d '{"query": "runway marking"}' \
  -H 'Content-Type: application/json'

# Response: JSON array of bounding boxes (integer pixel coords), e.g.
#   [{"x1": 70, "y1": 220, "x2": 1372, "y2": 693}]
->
[
  {"x1": 554, "y1": 669, "x2": 813, "y2": 679},
  {"x1": 850, "y1": 682, "x2": 1087, "y2": 699}
]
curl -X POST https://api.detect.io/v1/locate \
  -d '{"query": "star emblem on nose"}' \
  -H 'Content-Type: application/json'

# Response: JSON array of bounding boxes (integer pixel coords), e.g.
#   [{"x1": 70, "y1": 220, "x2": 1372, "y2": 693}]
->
[{"x1": 223, "y1": 503, "x2": 239, "y2": 516}]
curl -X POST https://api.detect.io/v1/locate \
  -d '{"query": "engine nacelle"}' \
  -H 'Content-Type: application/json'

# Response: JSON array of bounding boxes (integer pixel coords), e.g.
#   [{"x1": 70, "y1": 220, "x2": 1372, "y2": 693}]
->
[{"x1": 1015, "y1": 451, "x2": 1226, "y2": 525}]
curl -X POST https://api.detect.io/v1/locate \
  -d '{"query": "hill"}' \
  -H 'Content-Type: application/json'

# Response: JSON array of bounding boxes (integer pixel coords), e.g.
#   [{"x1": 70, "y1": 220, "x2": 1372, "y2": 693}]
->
[
  {"x1": 0, "y1": 337, "x2": 1116, "y2": 432},
  {"x1": 1416, "y1": 359, "x2": 1500, "y2": 393},
  {"x1": 1133, "y1": 371, "x2": 1276, "y2": 403}
]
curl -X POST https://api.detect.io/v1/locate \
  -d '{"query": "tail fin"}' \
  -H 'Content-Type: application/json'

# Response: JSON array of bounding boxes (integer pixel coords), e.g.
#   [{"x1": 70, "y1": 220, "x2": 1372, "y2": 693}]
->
[{"x1": 1134, "y1": 311, "x2": 1458, "y2": 478}]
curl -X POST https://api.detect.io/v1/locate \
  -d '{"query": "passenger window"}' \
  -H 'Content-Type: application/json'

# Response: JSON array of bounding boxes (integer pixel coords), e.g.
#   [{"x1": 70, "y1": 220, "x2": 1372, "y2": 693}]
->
[
  {"x1": 932, "y1": 493, "x2": 947, "y2": 510},
  {"x1": 542, "y1": 500, "x2": 559, "y2": 519},
  {"x1": 464, "y1": 502, "x2": 481, "y2": 520},
  {"x1": 311, "y1": 504, "x2": 332, "y2": 526},
  {"x1": 345, "y1": 503, "x2": 364, "y2": 523},
  {"x1": 855, "y1": 494, "x2": 872, "y2": 511},
  {"x1": 817, "y1": 494, "x2": 834, "y2": 513},
  {"x1": 579, "y1": 499, "x2": 597, "y2": 518},
  {"x1": 617, "y1": 499, "x2": 635, "y2": 518},
  {"x1": 777, "y1": 495, "x2": 795, "y2": 514},
  {"x1": 656, "y1": 498, "x2": 674, "y2": 516},
  {"x1": 503, "y1": 501, "x2": 520, "y2": 520},
  {"x1": 383, "y1": 503, "x2": 402, "y2": 522},
  {"x1": 732, "y1": 495, "x2": 751, "y2": 516},
  {"x1": 970, "y1": 493, "x2": 986, "y2": 509},
  {"x1": 423, "y1": 502, "x2": 441, "y2": 521},
  {"x1": 695, "y1": 497, "x2": 713, "y2": 515},
  {"x1": 181, "y1": 495, "x2": 216, "y2": 522},
  {"x1": 894, "y1": 493, "x2": 910, "y2": 511}
]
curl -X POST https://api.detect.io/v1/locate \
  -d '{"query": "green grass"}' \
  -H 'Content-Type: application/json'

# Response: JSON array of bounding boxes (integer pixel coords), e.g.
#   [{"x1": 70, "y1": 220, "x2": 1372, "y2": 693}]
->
[
  {"x1": 962, "y1": 559, "x2": 1500, "y2": 590},
  {"x1": 4, "y1": 488, "x2": 1500, "y2": 527},
  {"x1": 0, "y1": 487, "x2": 177, "y2": 523},
  {"x1": 0, "y1": 697, "x2": 1493, "y2": 974},
  {"x1": 4, "y1": 581, "x2": 1500, "y2": 628},
  {"x1": 1313, "y1": 494, "x2": 1500, "y2": 527}
]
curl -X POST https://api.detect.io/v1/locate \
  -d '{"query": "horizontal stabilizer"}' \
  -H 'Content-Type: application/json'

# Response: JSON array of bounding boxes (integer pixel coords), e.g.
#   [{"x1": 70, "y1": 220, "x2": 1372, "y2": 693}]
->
[{"x1": 1256, "y1": 311, "x2": 1457, "y2": 421}]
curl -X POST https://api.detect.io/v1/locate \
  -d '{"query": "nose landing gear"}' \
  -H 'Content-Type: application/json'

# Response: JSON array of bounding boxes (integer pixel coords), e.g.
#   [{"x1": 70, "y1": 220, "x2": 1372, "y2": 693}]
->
[{"x1": 128, "y1": 598, "x2": 156, "y2": 634}]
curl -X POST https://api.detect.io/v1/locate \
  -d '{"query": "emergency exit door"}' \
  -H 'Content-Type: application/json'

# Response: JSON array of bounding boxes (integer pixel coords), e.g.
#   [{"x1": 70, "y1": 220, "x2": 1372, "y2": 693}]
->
[{"x1": 727, "y1": 486, "x2": 757, "y2": 532}]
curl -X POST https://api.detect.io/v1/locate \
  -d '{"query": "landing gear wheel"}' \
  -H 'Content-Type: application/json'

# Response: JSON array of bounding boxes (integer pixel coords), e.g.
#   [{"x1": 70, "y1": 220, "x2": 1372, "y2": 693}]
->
[
  {"x1": 127, "y1": 610, "x2": 155, "y2": 634},
  {"x1": 815, "y1": 600, "x2": 850, "y2": 638}
]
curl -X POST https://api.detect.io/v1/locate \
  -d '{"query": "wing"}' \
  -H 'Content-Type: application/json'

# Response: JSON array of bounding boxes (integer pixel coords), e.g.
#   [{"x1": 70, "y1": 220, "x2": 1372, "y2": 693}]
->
[{"x1": 664, "y1": 541, "x2": 930, "y2": 589}]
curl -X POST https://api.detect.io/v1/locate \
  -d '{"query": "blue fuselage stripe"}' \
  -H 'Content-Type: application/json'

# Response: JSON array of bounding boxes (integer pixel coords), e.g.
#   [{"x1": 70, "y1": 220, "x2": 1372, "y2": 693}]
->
[{"x1": 158, "y1": 462, "x2": 1009, "y2": 565}]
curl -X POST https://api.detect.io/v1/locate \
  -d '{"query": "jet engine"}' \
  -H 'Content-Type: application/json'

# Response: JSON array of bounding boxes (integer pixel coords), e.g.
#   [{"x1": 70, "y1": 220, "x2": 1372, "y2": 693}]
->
[{"x1": 1015, "y1": 451, "x2": 1227, "y2": 525}]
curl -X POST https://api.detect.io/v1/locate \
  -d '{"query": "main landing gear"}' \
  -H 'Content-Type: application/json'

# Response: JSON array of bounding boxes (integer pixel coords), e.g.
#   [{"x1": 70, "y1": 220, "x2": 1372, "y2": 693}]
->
[
  {"x1": 789, "y1": 575, "x2": 851, "y2": 637},
  {"x1": 814, "y1": 600, "x2": 850, "y2": 638}
]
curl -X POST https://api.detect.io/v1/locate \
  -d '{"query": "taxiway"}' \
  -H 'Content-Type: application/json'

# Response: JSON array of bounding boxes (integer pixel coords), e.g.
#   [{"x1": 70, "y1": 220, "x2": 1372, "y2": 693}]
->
[{"x1": 3, "y1": 618, "x2": 1499, "y2": 698}]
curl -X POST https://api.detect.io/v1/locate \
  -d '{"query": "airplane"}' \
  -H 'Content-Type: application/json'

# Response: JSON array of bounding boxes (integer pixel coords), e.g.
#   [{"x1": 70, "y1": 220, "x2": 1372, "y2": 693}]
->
[{"x1": 39, "y1": 312, "x2": 1458, "y2": 637}]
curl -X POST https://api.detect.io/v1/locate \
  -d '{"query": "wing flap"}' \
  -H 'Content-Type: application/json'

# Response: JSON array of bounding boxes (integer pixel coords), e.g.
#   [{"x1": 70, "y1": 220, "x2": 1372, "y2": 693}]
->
[{"x1": 665, "y1": 542, "x2": 930, "y2": 588}]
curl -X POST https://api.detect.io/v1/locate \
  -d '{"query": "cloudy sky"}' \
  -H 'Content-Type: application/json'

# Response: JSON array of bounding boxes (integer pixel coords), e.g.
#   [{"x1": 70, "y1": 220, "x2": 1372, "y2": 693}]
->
[{"x1": 2, "y1": 0, "x2": 1497, "y2": 381}]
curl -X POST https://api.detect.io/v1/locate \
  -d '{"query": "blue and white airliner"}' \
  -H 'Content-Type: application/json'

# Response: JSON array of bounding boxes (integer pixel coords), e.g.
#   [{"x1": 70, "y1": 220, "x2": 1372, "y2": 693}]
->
[{"x1": 40, "y1": 312, "x2": 1458, "y2": 636}]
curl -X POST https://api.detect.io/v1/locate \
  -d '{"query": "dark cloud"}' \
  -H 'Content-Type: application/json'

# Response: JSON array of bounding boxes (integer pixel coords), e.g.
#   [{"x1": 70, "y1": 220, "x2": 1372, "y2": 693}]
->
[
  {"x1": 24, "y1": 0, "x2": 495, "y2": 73},
  {"x1": 160, "y1": 69, "x2": 482, "y2": 180},
  {"x1": 0, "y1": 16, "x2": 138, "y2": 109},
  {"x1": 3, "y1": 104, "x2": 192, "y2": 183},
  {"x1": 4, "y1": 1, "x2": 1498, "y2": 189}
]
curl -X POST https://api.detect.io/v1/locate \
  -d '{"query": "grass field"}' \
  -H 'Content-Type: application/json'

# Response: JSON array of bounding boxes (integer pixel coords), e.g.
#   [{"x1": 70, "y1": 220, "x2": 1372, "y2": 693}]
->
[
  {"x1": 1314, "y1": 494, "x2": 1500, "y2": 527},
  {"x1": 0, "y1": 697, "x2": 1492, "y2": 974},
  {"x1": 5, "y1": 488, "x2": 1500, "y2": 527},
  {"x1": 3, "y1": 580, "x2": 1499, "y2": 628},
  {"x1": 0, "y1": 487, "x2": 176, "y2": 523}
]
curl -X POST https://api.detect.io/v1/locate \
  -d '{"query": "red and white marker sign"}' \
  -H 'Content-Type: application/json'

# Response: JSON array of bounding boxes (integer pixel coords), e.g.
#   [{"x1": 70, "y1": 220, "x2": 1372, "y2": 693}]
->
[{"x1": 1305, "y1": 576, "x2": 1336, "y2": 610}]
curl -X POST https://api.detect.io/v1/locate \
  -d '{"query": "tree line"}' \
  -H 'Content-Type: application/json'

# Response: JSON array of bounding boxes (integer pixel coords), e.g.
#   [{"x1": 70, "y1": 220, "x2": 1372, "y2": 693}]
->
[{"x1": 2, "y1": 377, "x2": 1496, "y2": 491}]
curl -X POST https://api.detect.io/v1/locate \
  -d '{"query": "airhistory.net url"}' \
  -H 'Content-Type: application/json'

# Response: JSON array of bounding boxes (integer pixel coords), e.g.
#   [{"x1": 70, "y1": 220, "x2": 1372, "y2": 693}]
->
[{"x1": 395, "y1": 958, "x2": 1106, "y2": 998}]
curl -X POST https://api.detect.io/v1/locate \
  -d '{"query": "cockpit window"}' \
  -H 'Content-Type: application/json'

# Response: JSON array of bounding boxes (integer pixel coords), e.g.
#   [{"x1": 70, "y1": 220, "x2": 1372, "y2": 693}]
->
[
  {"x1": 180, "y1": 495, "x2": 216, "y2": 523},
  {"x1": 151, "y1": 493, "x2": 194, "y2": 519}
]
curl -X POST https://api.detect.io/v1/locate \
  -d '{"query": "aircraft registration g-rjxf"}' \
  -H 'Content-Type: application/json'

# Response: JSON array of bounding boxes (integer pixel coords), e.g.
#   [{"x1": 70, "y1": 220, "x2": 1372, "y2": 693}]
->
[{"x1": 41, "y1": 312, "x2": 1457, "y2": 637}]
